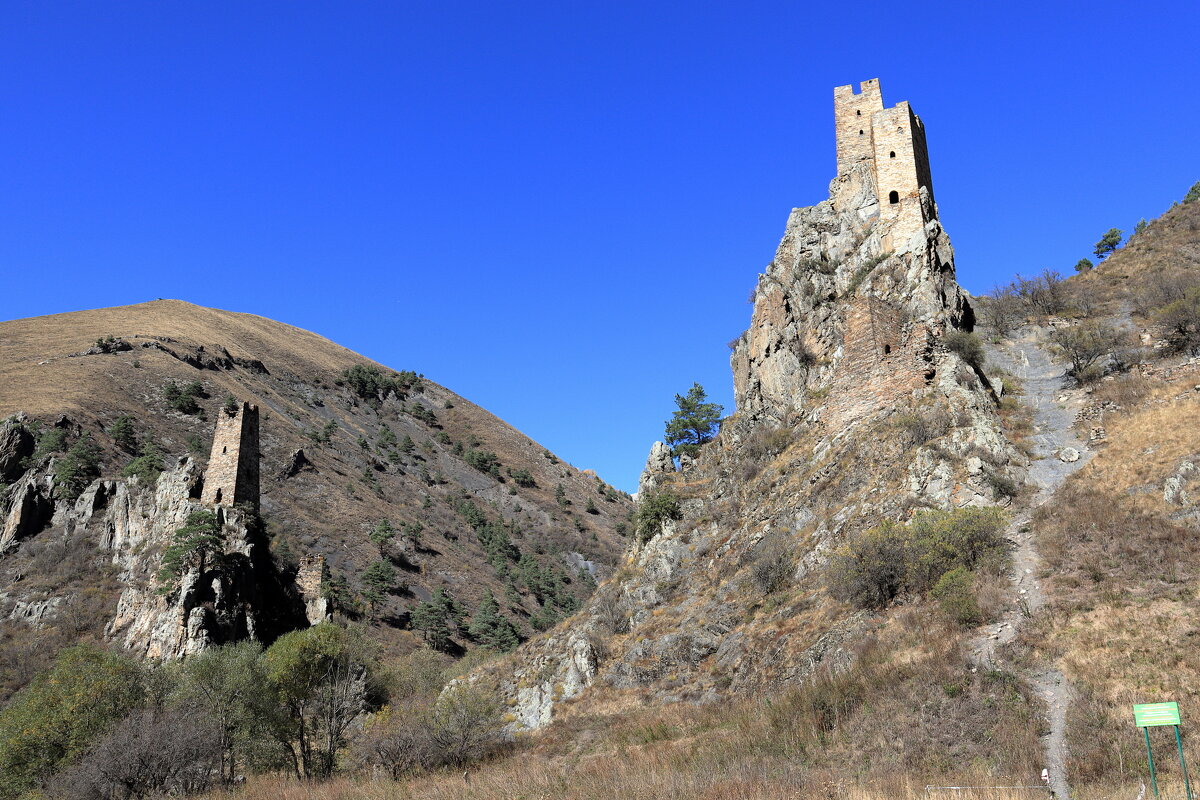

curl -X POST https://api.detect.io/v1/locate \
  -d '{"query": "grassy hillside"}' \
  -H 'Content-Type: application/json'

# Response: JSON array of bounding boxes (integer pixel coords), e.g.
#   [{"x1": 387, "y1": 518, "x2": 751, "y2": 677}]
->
[{"x1": 0, "y1": 300, "x2": 631, "y2": 693}]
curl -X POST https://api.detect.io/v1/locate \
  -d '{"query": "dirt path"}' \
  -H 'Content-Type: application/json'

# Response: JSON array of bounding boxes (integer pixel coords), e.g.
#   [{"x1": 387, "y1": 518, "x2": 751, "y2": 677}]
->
[{"x1": 973, "y1": 327, "x2": 1093, "y2": 800}]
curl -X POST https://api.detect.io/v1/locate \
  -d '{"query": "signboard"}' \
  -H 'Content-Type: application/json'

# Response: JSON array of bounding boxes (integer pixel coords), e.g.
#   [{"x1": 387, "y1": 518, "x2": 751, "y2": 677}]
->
[{"x1": 1135, "y1": 703, "x2": 1182, "y2": 728}]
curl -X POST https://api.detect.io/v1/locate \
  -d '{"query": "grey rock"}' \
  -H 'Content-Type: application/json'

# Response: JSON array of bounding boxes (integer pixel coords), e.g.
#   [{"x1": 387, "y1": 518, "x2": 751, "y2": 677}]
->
[{"x1": 1058, "y1": 447, "x2": 1080, "y2": 463}]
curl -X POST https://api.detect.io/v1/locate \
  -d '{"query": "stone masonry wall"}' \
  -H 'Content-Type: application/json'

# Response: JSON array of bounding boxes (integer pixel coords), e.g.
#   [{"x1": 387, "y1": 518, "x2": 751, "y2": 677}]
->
[
  {"x1": 834, "y1": 80, "x2": 935, "y2": 246},
  {"x1": 200, "y1": 402, "x2": 260, "y2": 509}
]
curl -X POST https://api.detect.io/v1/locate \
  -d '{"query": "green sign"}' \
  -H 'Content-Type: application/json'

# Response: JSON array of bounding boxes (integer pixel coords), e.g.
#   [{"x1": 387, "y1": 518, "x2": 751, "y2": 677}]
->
[{"x1": 1135, "y1": 702, "x2": 1182, "y2": 728}]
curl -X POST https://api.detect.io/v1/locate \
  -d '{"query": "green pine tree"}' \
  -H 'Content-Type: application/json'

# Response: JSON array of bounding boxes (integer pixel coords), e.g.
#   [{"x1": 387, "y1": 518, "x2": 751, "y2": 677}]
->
[
  {"x1": 664, "y1": 382, "x2": 724, "y2": 458},
  {"x1": 158, "y1": 511, "x2": 226, "y2": 586},
  {"x1": 467, "y1": 590, "x2": 521, "y2": 651}
]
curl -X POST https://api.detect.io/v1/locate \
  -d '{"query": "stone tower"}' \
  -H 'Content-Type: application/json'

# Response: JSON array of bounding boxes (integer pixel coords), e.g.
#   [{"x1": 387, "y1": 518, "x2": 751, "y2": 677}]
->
[
  {"x1": 833, "y1": 78, "x2": 936, "y2": 240},
  {"x1": 201, "y1": 401, "x2": 260, "y2": 510}
]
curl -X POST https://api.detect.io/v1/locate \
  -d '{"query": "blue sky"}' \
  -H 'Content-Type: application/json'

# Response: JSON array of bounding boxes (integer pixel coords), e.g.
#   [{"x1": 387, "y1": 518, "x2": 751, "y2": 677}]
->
[{"x1": 2, "y1": 1, "x2": 1197, "y2": 491}]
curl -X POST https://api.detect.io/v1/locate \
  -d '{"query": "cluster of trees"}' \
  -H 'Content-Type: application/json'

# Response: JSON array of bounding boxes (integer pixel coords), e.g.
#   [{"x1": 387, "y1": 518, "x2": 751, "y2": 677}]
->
[
  {"x1": 162, "y1": 380, "x2": 207, "y2": 416},
  {"x1": 336, "y1": 364, "x2": 422, "y2": 405},
  {"x1": 0, "y1": 627, "x2": 504, "y2": 800},
  {"x1": 826, "y1": 507, "x2": 1008, "y2": 624}
]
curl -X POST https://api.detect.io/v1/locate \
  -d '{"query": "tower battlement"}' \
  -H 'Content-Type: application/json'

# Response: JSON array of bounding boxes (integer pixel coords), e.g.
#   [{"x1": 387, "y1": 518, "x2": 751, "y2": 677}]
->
[
  {"x1": 833, "y1": 79, "x2": 936, "y2": 239},
  {"x1": 201, "y1": 401, "x2": 260, "y2": 510}
]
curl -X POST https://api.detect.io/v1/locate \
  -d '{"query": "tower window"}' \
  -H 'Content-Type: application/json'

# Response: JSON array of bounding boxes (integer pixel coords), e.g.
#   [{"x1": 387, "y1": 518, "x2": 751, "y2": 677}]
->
[
  {"x1": 859, "y1": 130, "x2": 864, "y2": 135},
  {"x1": 222, "y1": 446, "x2": 227, "y2": 454},
  {"x1": 888, "y1": 190, "x2": 899, "y2": 204},
  {"x1": 884, "y1": 344, "x2": 892, "y2": 354},
  {"x1": 856, "y1": 110, "x2": 861, "y2": 116},
  {"x1": 889, "y1": 151, "x2": 896, "y2": 158}
]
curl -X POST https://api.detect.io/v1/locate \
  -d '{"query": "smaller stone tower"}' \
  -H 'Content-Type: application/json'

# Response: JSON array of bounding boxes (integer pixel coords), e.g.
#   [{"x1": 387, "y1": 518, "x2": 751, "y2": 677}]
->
[
  {"x1": 201, "y1": 401, "x2": 260, "y2": 510},
  {"x1": 833, "y1": 79, "x2": 936, "y2": 242}
]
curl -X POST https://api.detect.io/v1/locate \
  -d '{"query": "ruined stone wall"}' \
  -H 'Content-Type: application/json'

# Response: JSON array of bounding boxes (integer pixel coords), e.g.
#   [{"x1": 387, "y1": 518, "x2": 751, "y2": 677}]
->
[{"x1": 200, "y1": 402, "x2": 260, "y2": 510}]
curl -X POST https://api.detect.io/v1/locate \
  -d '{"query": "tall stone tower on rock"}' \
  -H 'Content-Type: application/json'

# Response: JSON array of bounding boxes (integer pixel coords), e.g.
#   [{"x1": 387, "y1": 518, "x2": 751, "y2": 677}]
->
[
  {"x1": 731, "y1": 79, "x2": 976, "y2": 428},
  {"x1": 833, "y1": 78, "x2": 937, "y2": 244},
  {"x1": 201, "y1": 401, "x2": 260, "y2": 510}
]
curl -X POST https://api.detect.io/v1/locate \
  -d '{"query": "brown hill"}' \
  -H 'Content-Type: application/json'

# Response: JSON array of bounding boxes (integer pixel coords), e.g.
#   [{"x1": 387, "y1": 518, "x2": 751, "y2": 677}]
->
[{"x1": 0, "y1": 299, "x2": 631, "y2": 694}]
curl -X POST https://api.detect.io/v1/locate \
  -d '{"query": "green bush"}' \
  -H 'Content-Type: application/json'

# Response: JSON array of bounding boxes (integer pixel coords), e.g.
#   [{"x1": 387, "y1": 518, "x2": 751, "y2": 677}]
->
[
  {"x1": 635, "y1": 491, "x2": 682, "y2": 544},
  {"x1": 1183, "y1": 181, "x2": 1200, "y2": 204},
  {"x1": 121, "y1": 441, "x2": 163, "y2": 485},
  {"x1": 163, "y1": 380, "x2": 206, "y2": 415},
  {"x1": 108, "y1": 415, "x2": 138, "y2": 453},
  {"x1": 53, "y1": 433, "x2": 102, "y2": 500},
  {"x1": 944, "y1": 330, "x2": 986, "y2": 370},
  {"x1": 0, "y1": 644, "x2": 145, "y2": 800},
  {"x1": 827, "y1": 507, "x2": 1007, "y2": 610},
  {"x1": 931, "y1": 567, "x2": 982, "y2": 625}
]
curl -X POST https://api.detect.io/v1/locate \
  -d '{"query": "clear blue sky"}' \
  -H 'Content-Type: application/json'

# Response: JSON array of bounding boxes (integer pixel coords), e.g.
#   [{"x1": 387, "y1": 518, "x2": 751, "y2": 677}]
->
[{"x1": 2, "y1": 1, "x2": 1197, "y2": 491}]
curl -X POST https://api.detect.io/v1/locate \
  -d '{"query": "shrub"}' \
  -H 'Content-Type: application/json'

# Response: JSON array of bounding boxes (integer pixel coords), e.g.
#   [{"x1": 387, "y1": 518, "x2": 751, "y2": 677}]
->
[
  {"x1": 931, "y1": 567, "x2": 982, "y2": 625},
  {"x1": 53, "y1": 433, "x2": 102, "y2": 500},
  {"x1": 121, "y1": 441, "x2": 163, "y2": 485},
  {"x1": 1155, "y1": 286, "x2": 1200, "y2": 354},
  {"x1": 826, "y1": 507, "x2": 1008, "y2": 610},
  {"x1": 1073, "y1": 257, "x2": 1094, "y2": 273},
  {"x1": 750, "y1": 536, "x2": 793, "y2": 594},
  {"x1": 506, "y1": 467, "x2": 536, "y2": 488},
  {"x1": 51, "y1": 707, "x2": 220, "y2": 800},
  {"x1": 978, "y1": 283, "x2": 1024, "y2": 337},
  {"x1": 1185, "y1": 181, "x2": 1200, "y2": 204},
  {"x1": 635, "y1": 491, "x2": 682, "y2": 544},
  {"x1": 158, "y1": 511, "x2": 225, "y2": 586},
  {"x1": 982, "y1": 468, "x2": 1020, "y2": 501},
  {"x1": 0, "y1": 644, "x2": 146, "y2": 799},
  {"x1": 464, "y1": 449, "x2": 499, "y2": 474},
  {"x1": 163, "y1": 380, "x2": 206, "y2": 415},
  {"x1": 944, "y1": 329, "x2": 985, "y2": 369},
  {"x1": 1049, "y1": 320, "x2": 1127, "y2": 383},
  {"x1": 107, "y1": 415, "x2": 138, "y2": 453}
]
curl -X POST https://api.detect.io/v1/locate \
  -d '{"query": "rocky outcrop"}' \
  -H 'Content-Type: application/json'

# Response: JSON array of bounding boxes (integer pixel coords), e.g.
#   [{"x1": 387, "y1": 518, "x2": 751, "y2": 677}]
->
[
  {"x1": 1, "y1": 471, "x2": 54, "y2": 552},
  {"x1": 492, "y1": 106, "x2": 1022, "y2": 731},
  {"x1": 636, "y1": 441, "x2": 675, "y2": 498},
  {"x1": 3, "y1": 453, "x2": 307, "y2": 659},
  {"x1": 730, "y1": 163, "x2": 975, "y2": 430},
  {"x1": 0, "y1": 416, "x2": 35, "y2": 482}
]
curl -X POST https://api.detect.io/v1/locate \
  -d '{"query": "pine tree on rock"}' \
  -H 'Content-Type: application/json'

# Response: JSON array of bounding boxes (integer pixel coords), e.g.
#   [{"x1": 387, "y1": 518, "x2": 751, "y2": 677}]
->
[{"x1": 664, "y1": 382, "x2": 724, "y2": 458}]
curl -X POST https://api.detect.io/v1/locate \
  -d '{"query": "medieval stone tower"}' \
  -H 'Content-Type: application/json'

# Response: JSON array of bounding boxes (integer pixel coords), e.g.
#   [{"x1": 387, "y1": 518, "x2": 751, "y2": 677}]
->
[
  {"x1": 833, "y1": 78, "x2": 936, "y2": 240},
  {"x1": 201, "y1": 401, "x2": 260, "y2": 510}
]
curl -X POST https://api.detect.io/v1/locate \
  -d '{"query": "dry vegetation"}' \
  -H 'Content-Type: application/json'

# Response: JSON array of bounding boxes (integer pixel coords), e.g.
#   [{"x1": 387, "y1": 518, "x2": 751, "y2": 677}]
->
[
  {"x1": 197, "y1": 610, "x2": 1043, "y2": 800},
  {"x1": 1025, "y1": 376, "x2": 1200, "y2": 794}
]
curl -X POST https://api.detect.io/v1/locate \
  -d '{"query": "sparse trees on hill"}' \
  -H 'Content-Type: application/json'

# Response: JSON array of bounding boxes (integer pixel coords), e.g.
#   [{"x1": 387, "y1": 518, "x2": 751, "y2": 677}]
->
[
  {"x1": 664, "y1": 383, "x2": 724, "y2": 458},
  {"x1": 977, "y1": 284, "x2": 1023, "y2": 338},
  {"x1": 1093, "y1": 228, "x2": 1123, "y2": 260},
  {"x1": 1184, "y1": 181, "x2": 1200, "y2": 204},
  {"x1": 1013, "y1": 269, "x2": 1068, "y2": 316},
  {"x1": 1049, "y1": 320, "x2": 1127, "y2": 384},
  {"x1": 1156, "y1": 287, "x2": 1200, "y2": 354}
]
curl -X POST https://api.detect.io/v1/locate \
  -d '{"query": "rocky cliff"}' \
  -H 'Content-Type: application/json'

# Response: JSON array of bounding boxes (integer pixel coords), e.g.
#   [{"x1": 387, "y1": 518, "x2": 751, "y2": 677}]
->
[{"x1": 489, "y1": 140, "x2": 1022, "y2": 732}]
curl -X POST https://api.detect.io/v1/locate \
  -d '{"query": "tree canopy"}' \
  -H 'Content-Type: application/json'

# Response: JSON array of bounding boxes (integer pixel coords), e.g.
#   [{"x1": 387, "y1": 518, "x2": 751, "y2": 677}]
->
[{"x1": 664, "y1": 382, "x2": 723, "y2": 458}]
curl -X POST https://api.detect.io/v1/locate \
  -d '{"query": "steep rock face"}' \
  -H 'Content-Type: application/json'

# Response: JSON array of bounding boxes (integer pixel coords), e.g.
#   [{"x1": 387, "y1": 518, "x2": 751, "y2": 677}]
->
[
  {"x1": 492, "y1": 105, "x2": 1021, "y2": 732},
  {"x1": 3, "y1": 456, "x2": 307, "y2": 659},
  {"x1": 90, "y1": 460, "x2": 305, "y2": 659},
  {"x1": 731, "y1": 164, "x2": 974, "y2": 429}
]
